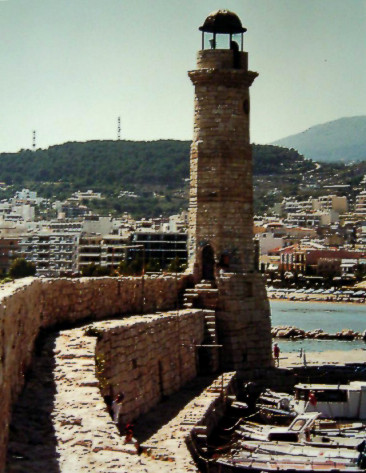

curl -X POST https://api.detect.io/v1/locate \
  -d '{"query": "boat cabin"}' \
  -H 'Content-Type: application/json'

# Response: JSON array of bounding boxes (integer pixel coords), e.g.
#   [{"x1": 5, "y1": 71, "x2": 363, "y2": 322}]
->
[
  {"x1": 267, "y1": 413, "x2": 319, "y2": 442},
  {"x1": 293, "y1": 381, "x2": 366, "y2": 419}
]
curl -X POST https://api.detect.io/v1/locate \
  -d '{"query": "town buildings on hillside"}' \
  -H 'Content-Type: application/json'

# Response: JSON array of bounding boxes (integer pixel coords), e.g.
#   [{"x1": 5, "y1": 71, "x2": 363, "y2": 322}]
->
[{"x1": 0, "y1": 184, "x2": 365, "y2": 283}]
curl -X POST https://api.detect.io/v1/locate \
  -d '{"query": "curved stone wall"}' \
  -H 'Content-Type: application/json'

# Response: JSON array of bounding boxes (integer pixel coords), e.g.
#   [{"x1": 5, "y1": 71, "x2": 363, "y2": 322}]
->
[
  {"x1": 0, "y1": 274, "x2": 188, "y2": 472},
  {"x1": 95, "y1": 310, "x2": 205, "y2": 424}
]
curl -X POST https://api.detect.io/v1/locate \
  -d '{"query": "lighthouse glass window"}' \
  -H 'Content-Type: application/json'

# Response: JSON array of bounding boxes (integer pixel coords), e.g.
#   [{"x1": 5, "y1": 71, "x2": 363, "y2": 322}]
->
[
  {"x1": 215, "y1": 34, "x2": 230, "y2": 49},
  {"x1": 203, "y1": 33, "x2": 241, "y2": 50}
]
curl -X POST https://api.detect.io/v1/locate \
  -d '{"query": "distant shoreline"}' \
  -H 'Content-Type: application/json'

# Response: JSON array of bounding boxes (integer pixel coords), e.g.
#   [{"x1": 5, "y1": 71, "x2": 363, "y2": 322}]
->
[
  {"x1": 279, "y1": 348, "x2": 366, "y2": 368},
  {"x1": 268, "y1": 292, "x2": 365, "y2": 305}
]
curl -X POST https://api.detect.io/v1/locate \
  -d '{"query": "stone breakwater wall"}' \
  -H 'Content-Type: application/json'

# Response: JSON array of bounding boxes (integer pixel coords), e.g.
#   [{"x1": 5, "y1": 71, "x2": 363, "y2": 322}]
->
[
  {"x1": 5, "y1": 314, "x2": 224, "y2": 473},
  {"x1": 0, "y1": 274, "x2": 188, "y2": 472},
  {"x1": 216, "y1": 273, "x2": 272, "y2": 373},
  {"x1": 94, "y1": 310, "x2": 206, "y2": 424},
  {"x1": 272, "y1": 325, "x2": 366, "y2": 341}
]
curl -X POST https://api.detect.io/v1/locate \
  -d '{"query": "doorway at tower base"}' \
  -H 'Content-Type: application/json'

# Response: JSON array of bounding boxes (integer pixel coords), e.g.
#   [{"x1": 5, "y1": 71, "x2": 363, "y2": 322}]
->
[{"x1": 215, "y1": 272, "x2": 272, "y2": 375}]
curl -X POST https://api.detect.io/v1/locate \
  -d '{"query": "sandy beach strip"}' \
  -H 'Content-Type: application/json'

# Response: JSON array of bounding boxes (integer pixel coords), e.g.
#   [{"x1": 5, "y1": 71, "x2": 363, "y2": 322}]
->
[
  {"x1": 279, "y1": 349, "x2": 366, "y2": 368},
  {"x1": 268, "y1": 292, "x2": 365, "y2": 304}
]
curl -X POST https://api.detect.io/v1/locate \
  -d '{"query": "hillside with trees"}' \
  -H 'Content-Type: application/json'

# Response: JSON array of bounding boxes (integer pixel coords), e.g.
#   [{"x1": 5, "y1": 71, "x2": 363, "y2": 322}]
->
[{"x1": 0, "y1": 140, "x2": 363, "y2": 216}]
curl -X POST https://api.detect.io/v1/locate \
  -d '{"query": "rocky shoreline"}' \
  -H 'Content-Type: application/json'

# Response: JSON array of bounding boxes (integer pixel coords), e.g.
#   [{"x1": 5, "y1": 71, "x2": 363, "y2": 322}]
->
[{"x1": 272, "y1": 325, "x2": 366, "y2": 341}]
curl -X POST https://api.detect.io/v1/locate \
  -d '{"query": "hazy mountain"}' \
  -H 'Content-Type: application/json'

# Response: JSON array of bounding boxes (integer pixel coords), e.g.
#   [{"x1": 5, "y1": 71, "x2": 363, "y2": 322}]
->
[{"x1": 271, "y1": 116, "x2": 366, "y2": 163}]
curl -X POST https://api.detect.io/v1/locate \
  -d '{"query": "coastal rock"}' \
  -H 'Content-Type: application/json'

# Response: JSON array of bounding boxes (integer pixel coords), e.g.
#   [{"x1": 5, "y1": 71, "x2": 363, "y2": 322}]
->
[
  {"x1": 335, "y1": 329, "x2": 356, "y2": 340},
  {"x1": 272, "y1": 326, "x2": 362, "y2": 340},
  {"x1": 271, "y1": 326, "x2": 305, "y2": 338}
]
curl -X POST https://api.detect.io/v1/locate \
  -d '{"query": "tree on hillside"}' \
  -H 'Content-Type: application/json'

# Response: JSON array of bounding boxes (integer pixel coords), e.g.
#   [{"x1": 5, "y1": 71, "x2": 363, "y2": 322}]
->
[{"x1": 9, "y1": 258, "x2": 36, "y2": 279}]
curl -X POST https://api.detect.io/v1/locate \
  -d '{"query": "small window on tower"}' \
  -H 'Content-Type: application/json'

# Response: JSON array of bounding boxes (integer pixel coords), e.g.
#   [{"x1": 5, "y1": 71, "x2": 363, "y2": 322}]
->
[{"x1": 243, "y1": 99, "x2": 250, "y2": 115}]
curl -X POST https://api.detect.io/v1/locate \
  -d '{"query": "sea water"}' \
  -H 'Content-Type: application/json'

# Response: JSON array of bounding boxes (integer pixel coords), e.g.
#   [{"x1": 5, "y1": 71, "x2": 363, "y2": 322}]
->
[{"x1": 270, "y1": 300, "x2": 366, "y2": 353}]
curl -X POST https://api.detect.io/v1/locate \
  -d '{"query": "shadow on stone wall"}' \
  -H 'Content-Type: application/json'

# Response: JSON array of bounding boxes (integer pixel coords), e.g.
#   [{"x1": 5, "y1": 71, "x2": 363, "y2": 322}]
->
[
  {"x1": 6, "y1": 332, "x2": 61, "y2": 473},
  {"x1": 134, "y1": 375, "x2": 216, "y2": 443}
]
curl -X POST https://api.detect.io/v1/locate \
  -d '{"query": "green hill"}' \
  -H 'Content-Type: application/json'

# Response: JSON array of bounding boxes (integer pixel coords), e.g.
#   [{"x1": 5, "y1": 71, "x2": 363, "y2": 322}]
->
[
  {"x1": 0, "y1": 140, "x2": 191, "y2": 191},
  {"x1": 0, "y1": 140, "x2": 310, "y2": 189},
  {"x1": 2, "y1": 139, "x2": 360, "y2": 217}
]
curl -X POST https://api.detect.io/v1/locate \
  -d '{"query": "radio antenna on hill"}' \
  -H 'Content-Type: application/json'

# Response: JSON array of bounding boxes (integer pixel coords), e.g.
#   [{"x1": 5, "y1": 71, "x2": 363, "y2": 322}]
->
[
  {"x1": 117, "y1": 117, "x2": 121, "y2": 140},
  {"x1": 32, "y1": 130, "x2": 36, "y2": 151}
]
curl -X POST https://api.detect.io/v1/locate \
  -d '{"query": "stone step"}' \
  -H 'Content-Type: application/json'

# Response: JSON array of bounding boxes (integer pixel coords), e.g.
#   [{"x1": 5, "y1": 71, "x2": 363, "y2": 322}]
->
[
  {"x1": 183, "y1": 293, "x2": 199, "y2": 300},
  {"x1": 204, "y1": 328, "x2": 217, "y2": 334},
  {"x1": 195, "y1": 288, "x2": 214, "y2": 293},
  {"x1": 183, "y1": 302, "x2": 193, "y2": 308},
  {"x1": 205, "y1": 327, "x2": 217, "y2": 334}
]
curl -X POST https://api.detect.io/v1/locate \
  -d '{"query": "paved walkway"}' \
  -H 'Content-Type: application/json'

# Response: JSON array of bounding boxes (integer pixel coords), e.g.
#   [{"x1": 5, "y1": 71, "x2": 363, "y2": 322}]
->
[
  {"x1": 279, "y1": 349, "x2": 366, "y2": 369},
  {"x1": 6, "y1": 324, "x2": 233, "y2": 473}
]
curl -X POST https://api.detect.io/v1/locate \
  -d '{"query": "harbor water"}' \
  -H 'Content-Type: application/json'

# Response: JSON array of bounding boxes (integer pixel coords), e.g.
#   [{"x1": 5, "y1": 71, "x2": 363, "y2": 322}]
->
[{"x1": 270, "y1": 300, "x2": 366, "y2": 353}]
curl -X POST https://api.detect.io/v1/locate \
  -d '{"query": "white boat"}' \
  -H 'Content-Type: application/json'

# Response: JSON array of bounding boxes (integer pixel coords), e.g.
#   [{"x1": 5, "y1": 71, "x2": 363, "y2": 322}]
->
[
  {"x1": 237, "y1": 413, "x2": 320, "y2": 442},
  {"x1": 238, "y1": 440, "x2": 359, "y2": 460},
  {"x1": 218, "y1": 383, "x2": 366, "y2": 471},
  {"x1": 292, "y1": 382, "x2": 366, "y2": 420},
  {"x1": 217, "y1": 451, "x2": 364, "y2": 472}
]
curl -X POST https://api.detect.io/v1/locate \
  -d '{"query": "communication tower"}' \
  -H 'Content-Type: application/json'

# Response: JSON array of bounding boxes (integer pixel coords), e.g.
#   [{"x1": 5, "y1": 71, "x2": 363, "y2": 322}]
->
[{"x1": 117, "y1": 117, "x2": 121, "y2": 140}]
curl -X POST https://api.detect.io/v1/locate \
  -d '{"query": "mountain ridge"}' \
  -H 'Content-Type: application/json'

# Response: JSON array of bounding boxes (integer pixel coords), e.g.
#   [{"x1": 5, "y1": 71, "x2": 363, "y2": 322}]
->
[{"x1": 270, "y1": 116, "x2": 366, "y2": 163}]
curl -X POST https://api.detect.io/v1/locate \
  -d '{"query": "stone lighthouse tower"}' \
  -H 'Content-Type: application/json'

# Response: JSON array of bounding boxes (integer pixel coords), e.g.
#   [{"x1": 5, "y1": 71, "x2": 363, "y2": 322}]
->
[{"x1": 188, "y1": 10, "x2": 272, "y2": 374}]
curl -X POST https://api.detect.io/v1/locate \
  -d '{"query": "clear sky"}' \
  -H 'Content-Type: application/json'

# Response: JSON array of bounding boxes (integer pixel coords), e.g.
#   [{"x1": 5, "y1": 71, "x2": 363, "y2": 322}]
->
[{"x1": 0, "y1": 0, "x2": 365, "y2": 152}]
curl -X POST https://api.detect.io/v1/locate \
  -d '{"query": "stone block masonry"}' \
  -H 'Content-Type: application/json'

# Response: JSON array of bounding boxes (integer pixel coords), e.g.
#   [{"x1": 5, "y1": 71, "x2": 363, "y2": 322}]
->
[
  {"x1": 94, "y1": 309, "x2": 206, "y2": 424},
  {"x1": 6, "y1": 310, "x2": 210, "y2": 473},
  {"x1": 187, "y1": 36, "x2": 273, "y2": 374},
  {"x1": 216, "y1": 273, "x2": 272, "y2": 374},
  {"x1": 0, "y1": 274, "x2": 188, "y2": 472}
]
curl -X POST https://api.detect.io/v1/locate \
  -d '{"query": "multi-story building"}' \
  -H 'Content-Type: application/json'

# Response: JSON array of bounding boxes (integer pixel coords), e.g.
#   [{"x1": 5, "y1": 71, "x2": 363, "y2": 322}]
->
[
  {"x1": 354, "y1": 224, "x2": 366, "y2": 250},
  {"x1": 312, "y1": 195, "x2": 348, "y2": 213},
  {"x1": 47, "y1": 220, "x2": 83, "y2": 233},
  {"x1": 77, "y1": 234, "x2": 130, "y2": 272},
  {"x1": 285, "y1": 212, "x2": 322, "y2": 227},
  {"x1": 274, "y1": 197, "x2": 313, "y2": 217},
  {"x1": 0, "y1": 237, "x2": 19, "y2": 274},
  {"x1": 59, "y1": 202, "x2": 90, "y2": 219},
  {"x1": 355, "y1": 191, "x2": 366, "y2": 215},
  {"x1": 256, "y1": 232, "x2": 284, "y2": 255},
  {"x1": 71, "y1": 190, "x2": 103, "y2": 201},
  {"x1": 100, "y1": 235, "x2": 129, "y2": 270},
  {"x1": 77, "y1": 235, "x2": 103, "y2": 270},
  {"x1": 20, "y1": 232, "x2": 80, "y2": 276},
  {"x1": 12, "y1": 188, "x2": 44, "y2": 205},
  {"x1": 279, "y1": 245, "x2": 307, "y2": 274},
  {"x1": 279, "y1": 245, "x2": 365, "y2": 276},
  {"x1": 129, "y1": 232, "x2": 188, "y2": 268}
]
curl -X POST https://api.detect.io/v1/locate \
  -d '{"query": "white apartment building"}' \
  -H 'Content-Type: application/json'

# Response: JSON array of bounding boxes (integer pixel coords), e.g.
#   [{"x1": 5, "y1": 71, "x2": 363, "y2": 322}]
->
[
  {"x1": 312, "y1": 195, "x2": 348, "y2": 213},
  {"x1": 355, "y1": 191, "x2": 366, "y2": 215},
  {"x1": 82, "y1": 216, "x2": 113, "y2": 235},
  {"x1": 256, "y1": 232, "x2": 284, "y2": 255},
  {"x1": 13, "y1": 188, "x2": 43, "y2": 205},
  {"x1": 277, "y1": 195, "x2": 348, "y2": 223},
  {"x1": 20, "y1": 232, "x2": 80, "y2": 276},
  {"x1": 71, "y1": 190, "x2": 103, "y2": 201},
  {"x1": 285, "y1": 212, "x2": 322, "y2": 227},
  {"x1": 275, "y1": 197, "x2": 313, "y2": 216}
]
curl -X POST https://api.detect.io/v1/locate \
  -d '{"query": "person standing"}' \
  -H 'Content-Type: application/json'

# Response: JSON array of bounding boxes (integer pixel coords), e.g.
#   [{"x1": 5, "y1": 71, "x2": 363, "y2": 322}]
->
[
  {"x1": 111, "y1": 393, "x2": 124, "y2": 427},
  {"x1": 273, "y1": 343, "x2": 280, "y2": 366}
]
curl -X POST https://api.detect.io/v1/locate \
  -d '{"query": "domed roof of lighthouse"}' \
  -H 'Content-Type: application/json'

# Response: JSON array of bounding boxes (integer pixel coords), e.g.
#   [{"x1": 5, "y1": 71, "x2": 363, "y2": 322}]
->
[{"x1": 199, "y1": 10, "x2": 247, "y2": 34}]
